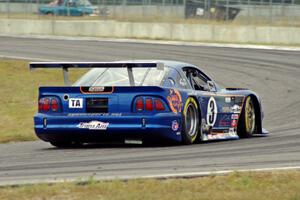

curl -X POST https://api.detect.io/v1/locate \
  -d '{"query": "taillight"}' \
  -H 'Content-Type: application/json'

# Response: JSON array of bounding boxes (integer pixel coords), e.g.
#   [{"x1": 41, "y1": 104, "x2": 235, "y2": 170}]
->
[
  {"x1": 51, "y1": 98, "x2": 59, "y2": 111},
  {"x1": 155, "y1": 99, "x2": 165, "y2": 111},
  {"x1": 136, "y1": 97, "x2": 144, "y2": 111},
  {"x1": 38, "y1": 99, "x2": 44, "y2": 111},
  {"x1": 39, "y1": 97, "x2": 60, "y2": 112},
  {"x1": 43, "y1": 98, "x2": 50, "y2": 111},
  {"x1": 135, "y1": 97, "x2": 166, "y2": 112},
  {"x1": 145, "y1": 98, "x2": 153, "y2": 111}
]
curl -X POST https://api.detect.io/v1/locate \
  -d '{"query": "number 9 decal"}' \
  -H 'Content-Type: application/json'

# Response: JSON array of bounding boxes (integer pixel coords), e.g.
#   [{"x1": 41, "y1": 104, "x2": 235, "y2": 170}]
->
[{"x1": 207, "y1": 97, "x2": 218, "y2": 126}]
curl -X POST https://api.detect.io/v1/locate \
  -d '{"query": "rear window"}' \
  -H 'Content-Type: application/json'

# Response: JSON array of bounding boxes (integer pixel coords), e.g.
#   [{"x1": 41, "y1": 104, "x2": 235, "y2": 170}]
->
[{"x1": 73, "y1": 67, "x2": 170, "y2": 86}]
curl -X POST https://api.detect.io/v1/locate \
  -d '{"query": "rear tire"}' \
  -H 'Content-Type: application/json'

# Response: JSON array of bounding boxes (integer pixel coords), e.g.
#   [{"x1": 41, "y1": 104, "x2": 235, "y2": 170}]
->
[
  {"x1": 46, "y1": 12, "x2": 53, "y2": 16},
  {"x1": 238, "y1": 96, "x2": 256, "y2": 138},
  {"x1": 182, "y1": 97, "x2": 200, "y2": 145}
]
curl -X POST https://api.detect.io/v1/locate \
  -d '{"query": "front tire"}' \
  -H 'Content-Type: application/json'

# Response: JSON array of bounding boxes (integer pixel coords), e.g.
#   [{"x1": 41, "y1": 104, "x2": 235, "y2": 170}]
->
[
  {"x1": 182, "y1": 98, "x2": 200, "y2": 145},
  {"x1": 238, "y1": 96, "x2": 256, "y2": 138}
]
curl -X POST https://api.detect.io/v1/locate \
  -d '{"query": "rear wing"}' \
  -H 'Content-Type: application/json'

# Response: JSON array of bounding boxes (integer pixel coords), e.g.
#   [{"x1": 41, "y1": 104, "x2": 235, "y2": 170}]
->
[{"x1": 29, "y1": 61, "x2": 164, "y2": 86}]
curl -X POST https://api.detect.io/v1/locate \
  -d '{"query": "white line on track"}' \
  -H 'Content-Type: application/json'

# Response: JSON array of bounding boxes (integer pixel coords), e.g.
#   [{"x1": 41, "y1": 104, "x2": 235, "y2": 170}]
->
[
  {"x1": 142, "y1": 166, "x2": 300, "y2": 179},
  {"x1": 0, "y1": 55, "x2": 53, "y2": 61},
  {"x1": 1, "y1": 34, "x2": 300, "y2": 52},
  {"x1": 1, "y1": 166, "x2": 300, "y2": 186}
]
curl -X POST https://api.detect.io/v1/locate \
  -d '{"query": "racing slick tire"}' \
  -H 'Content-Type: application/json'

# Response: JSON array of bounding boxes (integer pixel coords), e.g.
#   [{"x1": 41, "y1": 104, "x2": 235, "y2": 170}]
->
[
  {"x1": 182, "y1": 97, "x2": 200, "y2": 145},
  {"x1": 238, "y1": 96, "x2": 256, "y2": 138}
]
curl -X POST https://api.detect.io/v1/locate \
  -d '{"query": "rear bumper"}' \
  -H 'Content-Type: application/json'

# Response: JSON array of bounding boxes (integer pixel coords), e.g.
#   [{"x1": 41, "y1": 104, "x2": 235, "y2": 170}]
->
[{"x1": 34, "y1": 113, "x2": 182, "y2": 143}]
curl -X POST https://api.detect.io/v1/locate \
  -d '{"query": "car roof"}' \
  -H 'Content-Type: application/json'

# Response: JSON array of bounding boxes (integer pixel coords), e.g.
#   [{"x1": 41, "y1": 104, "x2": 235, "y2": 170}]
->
[{"x1": 119, "y1": 60, "x2": 197, "y2": 70}]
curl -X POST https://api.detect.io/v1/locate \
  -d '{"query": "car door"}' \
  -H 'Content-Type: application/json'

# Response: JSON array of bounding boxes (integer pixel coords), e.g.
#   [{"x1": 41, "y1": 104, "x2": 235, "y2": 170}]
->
[
  {"x1": 182, "y1": 66, "x2": 223, "y2": 131},
  {"x1": 61, "y1": 0, "x2": 76, "y2": 16},
  {"x1": 69, "y1": 0, "x2": 83, "y2": 16}
]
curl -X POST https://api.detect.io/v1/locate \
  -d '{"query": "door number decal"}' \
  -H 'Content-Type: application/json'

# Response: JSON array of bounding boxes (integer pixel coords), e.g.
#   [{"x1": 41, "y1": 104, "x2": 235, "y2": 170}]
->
[{"x1": 207, "y1": 97, "x2": 218, "y2": 126}]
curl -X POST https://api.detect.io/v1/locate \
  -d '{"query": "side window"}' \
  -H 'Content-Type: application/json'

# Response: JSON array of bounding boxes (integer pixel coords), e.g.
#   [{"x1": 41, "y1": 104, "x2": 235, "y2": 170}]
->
[
  {"x1": 68, "y1": 0, "x2": 75, "y2": 7},
  {"x1": 163, "y1": 69, "x2": 189, "y2": 89},
  {"x1": 183, "y1": 67, "x2": 211, "y2": 91}
]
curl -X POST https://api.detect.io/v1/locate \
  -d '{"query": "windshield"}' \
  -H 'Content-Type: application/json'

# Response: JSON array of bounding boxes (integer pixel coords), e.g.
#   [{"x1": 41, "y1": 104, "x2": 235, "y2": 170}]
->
[{"x1": 73, "y1": 67, "x2": 170, "y2": 86}]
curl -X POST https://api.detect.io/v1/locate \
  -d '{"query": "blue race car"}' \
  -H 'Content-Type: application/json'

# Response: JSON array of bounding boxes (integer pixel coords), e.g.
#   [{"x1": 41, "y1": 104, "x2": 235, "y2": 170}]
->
[{"x1": 30, "y1": 60, "x2": 268, "y2": 147}]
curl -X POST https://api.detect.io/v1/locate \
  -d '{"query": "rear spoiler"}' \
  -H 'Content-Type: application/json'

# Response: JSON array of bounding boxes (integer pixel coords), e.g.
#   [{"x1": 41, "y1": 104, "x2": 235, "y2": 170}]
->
[{"x1": 29, "y1": 61, "x2": 164, "y2": 86}]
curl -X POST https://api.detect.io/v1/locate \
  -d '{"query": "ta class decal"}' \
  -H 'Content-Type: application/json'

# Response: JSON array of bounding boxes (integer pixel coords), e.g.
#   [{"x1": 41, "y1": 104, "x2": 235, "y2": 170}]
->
[
  {"x1": 77, "y1": 121, "x2": 109, "y2": 130},
  {"x1": 69, "y1": 98, "x2": 83, "y2": 108},
  {"x1": 167, "y1": 89, "x2": 183, "y2": 114},
  {"x1": 207, "y1": 97, "x2": 218, "y2": 126}
]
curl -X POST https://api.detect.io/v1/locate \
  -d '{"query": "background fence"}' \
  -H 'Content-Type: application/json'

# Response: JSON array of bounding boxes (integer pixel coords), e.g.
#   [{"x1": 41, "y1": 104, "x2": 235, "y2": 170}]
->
[{"x1": 0, "y1": 0, "x2": 300, "y2": 25}]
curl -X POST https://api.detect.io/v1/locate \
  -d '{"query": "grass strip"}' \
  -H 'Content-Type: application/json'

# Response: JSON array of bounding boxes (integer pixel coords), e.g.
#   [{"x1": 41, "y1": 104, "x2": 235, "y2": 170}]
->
[
  {"x1": 0, "y1": 58, "x2": 86, "y2": 143},
  {"x1": 0, "y1": 171, "x2": 300, "y2": 200}
]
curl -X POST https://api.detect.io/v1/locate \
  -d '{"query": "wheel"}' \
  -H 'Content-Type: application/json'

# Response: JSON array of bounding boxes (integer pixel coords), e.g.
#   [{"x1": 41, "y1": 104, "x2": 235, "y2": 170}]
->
[
  {"x1": 82, "y1": 12, "x2": 89, "y2": 17},
  {"x1": 238, "y1": 96, "x2": 256, "y2": 138},
  {"x1": 182, "y1": 97, "x2": 200, "y2": 144},
  {"x1": 46, "y1": 12, "x2": 54, "y2": 16},
  {"x1": 50, "y1": 141, "x2": 82, "y2": 148}
]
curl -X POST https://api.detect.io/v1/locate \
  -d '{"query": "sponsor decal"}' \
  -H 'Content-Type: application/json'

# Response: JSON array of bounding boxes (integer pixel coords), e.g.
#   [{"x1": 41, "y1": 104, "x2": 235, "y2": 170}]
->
[
  {"x1": 207, "y1": 133, "x2": 226, "y2": 140},
  {"x1": 172, "y1": 120, "x2": 179, "y2": 131},
  {"x1": 211, "y1": 129, "x2": 228, "y2": 134},
  {"x1": 219, "y1": 115, "x2": 231, "y2": 126},
  {"x1": 231, "y1": 119, "x2": 238, "y2": 127},
  {"x1": 124, "y1": 139, "x2": 143, "y2": 145},
  {"x1": 228, "y1": 128, "x2": 236, "y2": 136},
  {"x1": 222, "y1": 107, "x2": 231, "y2": 113},
  {"x1": 208, "y1": 131, "x2": 239, "y2": 140},
  {"x1": 68, "y1": 113, "x2": 122, "y2": 117},
  {"x1": 69, "y1": 98, "x2": 83, "y2": 108},
  {"x1": 225, "y1": 97, "x2": 231, "y2": 103},
  {"x1": 201, "y1": 119, "x2": 211, "y2": 133},
  {"x1": 231, "y1": 104, "x2": 241, "y2": 113},
  {"x1": 179, "y1": 79, "x2": 187, "y2": 87},
  {"x1": 206, "y1": 97, "x2": 218, "y2": 126},
  {"x1": 80, "y1": 86, "x2": 114, "y2": 94},
  {"x1": 167, "y1": 89, "x2": 183, "y2": 114},
  {"x1": 231, "y1": 114, "x2": 239, "y2": 120},
  {"x1": 111, "y1": 113, "x2": 122, "y2": 117},
  {"x1": 176, "y1": 132, "x2": 181, "y2": 135},
  {"x1": 89, "y1": 86, "x2": 105, "y2": 92},
  {"x1": 77, "y1": 121, "x2": 109, "y2": 130}
]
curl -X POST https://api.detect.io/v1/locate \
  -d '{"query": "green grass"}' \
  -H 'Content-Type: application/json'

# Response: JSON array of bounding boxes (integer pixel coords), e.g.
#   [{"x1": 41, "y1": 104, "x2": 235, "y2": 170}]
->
[
  {"x1": 0, "y1": 58, "x2": 86, "y2": 143},
  {"x1": 0, "y1": 171, "x2": 300, "y2": 200}
]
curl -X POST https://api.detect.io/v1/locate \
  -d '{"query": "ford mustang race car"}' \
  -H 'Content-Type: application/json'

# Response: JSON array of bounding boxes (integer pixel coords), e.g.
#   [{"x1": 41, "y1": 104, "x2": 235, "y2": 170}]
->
[{"x1": 30, "y1": 60, "x2": 268, "y2": 147}]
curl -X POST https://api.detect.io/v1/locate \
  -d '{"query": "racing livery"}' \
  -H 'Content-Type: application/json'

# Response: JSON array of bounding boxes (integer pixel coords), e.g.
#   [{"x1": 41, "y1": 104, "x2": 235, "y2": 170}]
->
[{"x1": 31, "y1": 60, "x2": 268, "y2": 147}]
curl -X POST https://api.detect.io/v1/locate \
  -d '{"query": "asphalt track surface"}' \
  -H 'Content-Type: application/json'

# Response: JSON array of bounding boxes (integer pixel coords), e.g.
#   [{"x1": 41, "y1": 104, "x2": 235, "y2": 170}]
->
[{"x1": 0, "y1": 36, "x2": 300, "y2": 185}]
